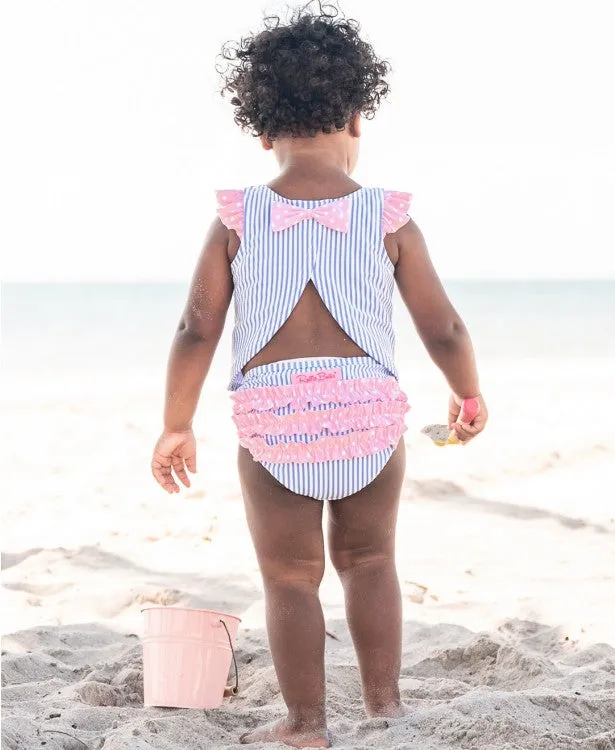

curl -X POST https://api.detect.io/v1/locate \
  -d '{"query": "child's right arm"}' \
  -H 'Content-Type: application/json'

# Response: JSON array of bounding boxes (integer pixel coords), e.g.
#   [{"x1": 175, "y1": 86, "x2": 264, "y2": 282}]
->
[{"x1": 392, "y1": 218, "x2": 488, "y2": 442}]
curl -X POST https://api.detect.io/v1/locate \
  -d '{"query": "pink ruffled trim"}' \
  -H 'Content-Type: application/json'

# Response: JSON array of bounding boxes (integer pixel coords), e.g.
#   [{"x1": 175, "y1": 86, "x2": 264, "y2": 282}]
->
[
  {"x1": 231, "y1": 377, "x2": 406, "y2": 415},
  {"x1": 232, "y1": 374, "x2": 410, "y2": 463},
  {"x1": 382, "y1": 190, "x2": 412, "y2": 234},
  {"x1": 233, "y1": 399, "x2": 410, "y2": 438},
  {"x1": 240, "y1": 423, "x2": 407, "y2": 464},
  {"x1": 215, "y1": 189, "x2": 244, "y2": 238}
]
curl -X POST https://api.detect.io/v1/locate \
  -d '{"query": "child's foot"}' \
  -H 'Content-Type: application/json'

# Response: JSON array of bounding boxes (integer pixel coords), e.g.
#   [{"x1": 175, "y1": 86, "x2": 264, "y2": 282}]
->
[
  {"x1": 240, "y1": 716, "x2": 330, "y2": 748},
  {"x1": 365, "y1": 700, "x2": 411, "y2": 719}
]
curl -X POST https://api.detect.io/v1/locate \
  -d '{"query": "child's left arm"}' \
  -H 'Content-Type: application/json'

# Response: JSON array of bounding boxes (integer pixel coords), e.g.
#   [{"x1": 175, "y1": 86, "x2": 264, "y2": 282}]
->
[{"x1": 151, "y1": 218, "x2": 234, "y2": 493}]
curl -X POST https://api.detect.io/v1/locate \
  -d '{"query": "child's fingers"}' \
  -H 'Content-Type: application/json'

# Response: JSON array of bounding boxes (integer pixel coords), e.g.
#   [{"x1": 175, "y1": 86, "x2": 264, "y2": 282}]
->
[
  {"x1": 151, "y1": 458, "x2": 180, "y2": 493},
  {"x1": 171, "y1": 455, "x2": 191, "y2": 488},
  {"x1": 185, "y1": 453, "x2": 197, "y2": 474},
  {"x1": 448, "y1": 397, "x2": 461, "y2": 428},
  {"x1": 472, "y1": 412, "x2": 487, "y2": 432},
  {"x1": 452, "y1": 422, "x2": 478, "y2": 443}
]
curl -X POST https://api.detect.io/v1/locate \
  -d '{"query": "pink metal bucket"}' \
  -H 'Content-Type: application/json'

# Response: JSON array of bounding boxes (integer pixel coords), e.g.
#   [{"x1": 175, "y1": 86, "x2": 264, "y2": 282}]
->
[{"x1": 142, "y1": 606, "x2": 241, "y2": 709}]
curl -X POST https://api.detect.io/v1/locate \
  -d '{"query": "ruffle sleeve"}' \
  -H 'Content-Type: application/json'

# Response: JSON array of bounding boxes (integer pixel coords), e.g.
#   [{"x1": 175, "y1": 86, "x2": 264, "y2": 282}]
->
[
  {"x1": 215, "y1": 189, "x2": 244, "y2": 238},
  {"x1": 382, "y1": 190, "x2": 412, "y2": 234}
]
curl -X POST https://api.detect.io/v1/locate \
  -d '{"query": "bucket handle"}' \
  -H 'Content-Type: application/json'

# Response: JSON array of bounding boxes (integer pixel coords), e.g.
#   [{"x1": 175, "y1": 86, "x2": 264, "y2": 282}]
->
[{"x1": 220, "y1": 619, "x2": 239, "y2": 697}]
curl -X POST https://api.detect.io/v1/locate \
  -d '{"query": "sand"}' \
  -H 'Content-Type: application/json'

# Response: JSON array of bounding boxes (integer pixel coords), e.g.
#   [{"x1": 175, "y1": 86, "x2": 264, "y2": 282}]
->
[{"x1": 2, "y1": 359, "x2": 615, "y2": 749}]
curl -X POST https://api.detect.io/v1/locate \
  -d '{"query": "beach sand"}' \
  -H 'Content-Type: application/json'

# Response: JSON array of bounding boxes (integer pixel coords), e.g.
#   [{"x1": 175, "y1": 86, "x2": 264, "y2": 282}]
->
[{"x1": 2, "y1": 359, "x2": 615, "y2": 749}]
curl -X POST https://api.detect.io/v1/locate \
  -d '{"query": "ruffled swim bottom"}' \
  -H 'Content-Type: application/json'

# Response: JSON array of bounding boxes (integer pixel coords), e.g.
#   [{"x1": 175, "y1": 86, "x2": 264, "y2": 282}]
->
[{"x1": 231, "y1": 356, "x2": 409, "y2": 501}]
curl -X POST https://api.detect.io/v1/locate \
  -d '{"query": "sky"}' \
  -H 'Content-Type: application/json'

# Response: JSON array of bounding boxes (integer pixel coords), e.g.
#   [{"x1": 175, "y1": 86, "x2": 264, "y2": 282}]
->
[{"x1": 1, "y1": 0, "x2": 614, "y2": 282}]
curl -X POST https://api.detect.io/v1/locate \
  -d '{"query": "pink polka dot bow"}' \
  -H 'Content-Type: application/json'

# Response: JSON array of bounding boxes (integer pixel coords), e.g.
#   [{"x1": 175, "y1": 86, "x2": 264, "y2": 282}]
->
[{"x1": 271, "y1": 198, "x2": 351, "y2": 233}]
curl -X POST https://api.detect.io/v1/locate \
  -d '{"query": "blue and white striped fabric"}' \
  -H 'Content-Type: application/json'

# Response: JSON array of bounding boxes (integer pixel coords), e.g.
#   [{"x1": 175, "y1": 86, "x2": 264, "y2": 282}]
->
[
  {"x1": 237, "y1": 356, "x2": 395, "y2": 501},
  {"x1": 229, "y1": 185, "x2": 398, "y2": 391}
]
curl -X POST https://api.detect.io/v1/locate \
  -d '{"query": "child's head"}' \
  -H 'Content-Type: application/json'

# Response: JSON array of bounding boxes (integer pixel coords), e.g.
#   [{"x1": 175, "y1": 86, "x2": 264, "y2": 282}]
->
[{"x1": 220, "y1": 2, "x2": 390, "y2": 170}]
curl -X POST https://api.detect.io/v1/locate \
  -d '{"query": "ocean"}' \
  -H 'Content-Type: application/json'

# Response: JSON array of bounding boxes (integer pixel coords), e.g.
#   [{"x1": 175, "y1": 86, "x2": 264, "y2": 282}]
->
[{"x1": 3, "y1": 281, "x2": 614, "y2": 376}]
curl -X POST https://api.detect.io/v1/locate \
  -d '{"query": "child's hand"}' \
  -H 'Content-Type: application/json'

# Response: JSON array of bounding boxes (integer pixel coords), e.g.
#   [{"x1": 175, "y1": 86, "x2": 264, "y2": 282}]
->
[
  {"x1": 151, "y1": 429, "x2": 197, "y2": 493},
  {"x1": 447, "y1": 394, "x2": 488, "y2": 444}
]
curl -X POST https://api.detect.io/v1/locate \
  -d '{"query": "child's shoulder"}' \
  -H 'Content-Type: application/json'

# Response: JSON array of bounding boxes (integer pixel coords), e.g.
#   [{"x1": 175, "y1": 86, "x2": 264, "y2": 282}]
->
[
  {"x1": 215, "y1": 189, "x2": 244, "y2": 238},
  {"x1": 382, "y1": 190, "x2": 412, "y2": 235}
]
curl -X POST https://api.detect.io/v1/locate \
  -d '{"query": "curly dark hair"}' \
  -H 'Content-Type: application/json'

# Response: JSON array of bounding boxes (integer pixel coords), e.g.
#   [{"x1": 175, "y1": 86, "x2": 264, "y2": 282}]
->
[{"x1": 218, "y1": 2, "x2": 390, "y2": 140}]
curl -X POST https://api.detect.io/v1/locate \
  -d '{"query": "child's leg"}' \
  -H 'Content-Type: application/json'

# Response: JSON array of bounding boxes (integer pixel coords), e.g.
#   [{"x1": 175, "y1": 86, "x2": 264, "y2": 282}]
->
[
  {"x1": 327, "y1": 441, "x2": 407, "y2": 717},
  {"x1": 237, "y1": 447, "x2": 330, "y2": 749}
]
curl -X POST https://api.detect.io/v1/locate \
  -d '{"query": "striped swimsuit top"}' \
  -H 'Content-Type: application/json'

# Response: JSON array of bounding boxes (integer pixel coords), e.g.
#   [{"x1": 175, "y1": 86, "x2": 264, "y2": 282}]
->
[{"x1": 216, "y1": 185, "x2": 412, "y2": 390}]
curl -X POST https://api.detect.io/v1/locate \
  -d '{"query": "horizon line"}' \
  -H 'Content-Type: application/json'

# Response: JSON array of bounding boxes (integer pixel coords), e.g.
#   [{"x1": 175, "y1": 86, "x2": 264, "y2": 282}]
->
[{"x1": 2, "y1": 277, "x2": 614, "y2": 286}]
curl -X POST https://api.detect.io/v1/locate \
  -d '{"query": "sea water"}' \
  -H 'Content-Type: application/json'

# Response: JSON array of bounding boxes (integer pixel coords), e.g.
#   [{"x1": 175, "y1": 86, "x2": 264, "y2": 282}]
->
[{"x1": 3, "y1": 281, "x2": 614, "y2": 382}]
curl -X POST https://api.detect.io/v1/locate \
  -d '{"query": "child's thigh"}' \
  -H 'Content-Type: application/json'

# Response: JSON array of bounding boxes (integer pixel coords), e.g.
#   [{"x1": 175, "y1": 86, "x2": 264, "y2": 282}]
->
[
  {"x1": 327, "y1": 440, "x2": 406, "y2": 560},
  {"x1": 237, "y1": 446, "x2": 326, "y2": 580}
]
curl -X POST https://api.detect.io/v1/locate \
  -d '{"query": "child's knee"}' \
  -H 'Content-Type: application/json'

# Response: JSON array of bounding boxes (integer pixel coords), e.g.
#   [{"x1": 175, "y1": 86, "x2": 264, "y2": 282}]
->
[
  {"x1": 260, "y1": 555, "x2": 325, "y2": 589},
  {"x1": 330, "y1": 547, "x2": 394, "y2": 577}
]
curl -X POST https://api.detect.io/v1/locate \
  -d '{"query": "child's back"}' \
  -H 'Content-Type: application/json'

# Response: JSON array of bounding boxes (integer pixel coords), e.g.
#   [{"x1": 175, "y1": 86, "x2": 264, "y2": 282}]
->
[
  {"x1": 152, "y1": 6, "x2": 487, "y2": 747},
  {"x1": 221, "y1": 182, "x2": 408, "y2": 390},
  {"x1": 228, "y1": 178, "x2": 374, "y2": 377}
]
